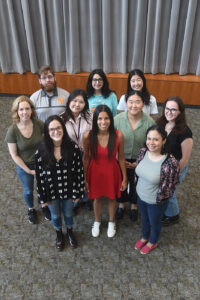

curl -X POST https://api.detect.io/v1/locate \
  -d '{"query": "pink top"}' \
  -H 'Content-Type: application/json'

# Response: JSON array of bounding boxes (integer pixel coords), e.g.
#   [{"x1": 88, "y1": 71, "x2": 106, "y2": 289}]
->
[{"x1": 65, "y1": 112, "x2": 93, "y2": 150}]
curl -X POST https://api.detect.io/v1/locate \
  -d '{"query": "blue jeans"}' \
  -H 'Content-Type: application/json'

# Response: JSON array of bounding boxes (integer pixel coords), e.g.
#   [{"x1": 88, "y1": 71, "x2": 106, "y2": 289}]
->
[
  {"x1": 165, "y1": 164, "x2": 188, "y2": 217},
  {"x1": 17, "y1": 164, "x2": 35, "y2": 209},
  {"x1": 48, "y1": 199, "x2": 73, "y2": 230},
  {"x1": 138, "y1": 196, "x2": 168, "y2": 244}
]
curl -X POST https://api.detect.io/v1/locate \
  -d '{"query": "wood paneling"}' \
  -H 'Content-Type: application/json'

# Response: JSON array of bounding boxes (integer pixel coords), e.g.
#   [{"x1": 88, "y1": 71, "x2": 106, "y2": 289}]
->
[{"x1": 0, "y1": 72, "x2": 200, "y2": 105}]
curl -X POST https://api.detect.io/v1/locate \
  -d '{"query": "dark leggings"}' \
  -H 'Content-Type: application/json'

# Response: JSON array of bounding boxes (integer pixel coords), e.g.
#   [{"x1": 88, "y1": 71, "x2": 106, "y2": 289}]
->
[{"x1": 118, "y1": 159, "x2": 137, "y2": 204}]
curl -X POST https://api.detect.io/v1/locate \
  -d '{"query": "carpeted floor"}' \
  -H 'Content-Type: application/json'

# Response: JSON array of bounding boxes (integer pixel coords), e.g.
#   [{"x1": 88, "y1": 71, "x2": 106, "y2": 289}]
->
[{"x1": 0, "y1": 96, "x2": 199, "y2": 300}]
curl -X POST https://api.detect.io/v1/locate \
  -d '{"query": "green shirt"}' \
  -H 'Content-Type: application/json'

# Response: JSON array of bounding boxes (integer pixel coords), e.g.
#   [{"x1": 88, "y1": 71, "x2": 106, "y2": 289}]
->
[
  {"x1": 114, "y1": 112, "x2": 155, "y2": 159},
  {"x1": 5, "y1": 119, "x2": 44, "y2": 164}
]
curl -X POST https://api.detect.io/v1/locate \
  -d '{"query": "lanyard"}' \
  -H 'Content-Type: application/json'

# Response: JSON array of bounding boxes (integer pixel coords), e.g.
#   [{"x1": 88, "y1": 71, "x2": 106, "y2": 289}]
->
[{"x1": 71, "y1": 118, "x2": 81, "y2": 142}]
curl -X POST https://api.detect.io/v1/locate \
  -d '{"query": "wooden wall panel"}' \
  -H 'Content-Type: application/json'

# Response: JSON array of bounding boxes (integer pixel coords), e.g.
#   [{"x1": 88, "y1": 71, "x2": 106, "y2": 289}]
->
[{"x1": 0, "y1": 71, "x2": 200, "y2": 105}]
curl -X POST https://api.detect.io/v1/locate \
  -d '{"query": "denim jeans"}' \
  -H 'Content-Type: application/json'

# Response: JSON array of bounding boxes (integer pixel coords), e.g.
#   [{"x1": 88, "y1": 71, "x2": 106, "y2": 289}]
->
[
  {"x1": 48, "y1": 199, "x2": 73, "y2": 230},
  {"x1": 17, "y1": 164, "x2": 35, "y2": 209},
  {"x1": 165, "y1": 164, "x2": 188, "y2": 217},
  {"x1": 138, "y1": 195, "x2": 168, "y2": 244}
]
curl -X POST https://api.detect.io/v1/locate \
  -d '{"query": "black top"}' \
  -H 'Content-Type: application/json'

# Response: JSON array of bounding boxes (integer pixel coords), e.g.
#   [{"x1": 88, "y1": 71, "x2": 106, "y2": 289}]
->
[{"x1": 167, "y1": 126, "x2": 193, "y2": 160}]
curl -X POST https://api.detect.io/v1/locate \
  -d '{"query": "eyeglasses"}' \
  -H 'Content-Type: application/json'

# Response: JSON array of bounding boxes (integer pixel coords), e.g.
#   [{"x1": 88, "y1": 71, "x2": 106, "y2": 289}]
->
[
  {"x1": 49, "y1": 126, "x2": 62, "y2": 133},
  {"x1": 92, "y1": 78, "x2": 103, "y2": 82},
  {"x1": 165, "y1": 107, "x2": 179, "y2": 113},
  {"x1": 40, "y1": 75, "x2": 54, "y2": 81}
]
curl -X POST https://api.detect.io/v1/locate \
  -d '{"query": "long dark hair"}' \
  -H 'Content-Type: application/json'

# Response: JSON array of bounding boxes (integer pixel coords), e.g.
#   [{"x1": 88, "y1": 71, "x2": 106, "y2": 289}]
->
[
  {"x1": 86, "y1": 69, "x2": 113, "y2": 98},
  {"x1": 157, "y1": 96, "x2": 187, "y2": 135},
  {"x1": 38, "y1": 115, "x2": 75, "y2": 167},
  {"x1": 145, "y1": 125, "x2": 170, "y2": 155},
  {"x1": 89, "y1": 105, "x2": 116, "y2": 159},
  {"x1": 60, "y1": 89, "x2": 91, "y2": 123},
  {"x1": 127, "y1": 69, "x2": 150, "y2": 106}
]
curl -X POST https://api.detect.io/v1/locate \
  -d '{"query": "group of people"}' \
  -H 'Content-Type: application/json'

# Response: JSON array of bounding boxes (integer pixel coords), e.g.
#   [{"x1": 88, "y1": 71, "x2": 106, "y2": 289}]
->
[{"x1": 5, "y1": 66, "x2": 193, "y2": 254}]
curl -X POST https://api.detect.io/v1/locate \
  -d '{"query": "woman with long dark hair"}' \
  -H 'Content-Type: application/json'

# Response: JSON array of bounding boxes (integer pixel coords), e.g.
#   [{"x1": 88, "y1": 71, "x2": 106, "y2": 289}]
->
[
  {"x1": 114, "y1": 90, "x2": 155, "y2": 221},
  {"x1": 35, "y1": 115, "x2": 85, "y2": 250},
  {"x1": 83, "y1": 105, "x2": 127, "y2": 238},
  {"x1": 117, "y1": 69, "x2": 158, "y2": 117},
  {"x1": 86, "y1": 69, "x2": 118, "y2": 116},
  {"x1": 60, "y1": 89, "x2": 93, "y2": 213},
  {"x1": 134, "y1": 125, "x2": 180, "y2": 254},
  {"x1": 157, "y1": 96, "x2": 193, "y2": 226}
]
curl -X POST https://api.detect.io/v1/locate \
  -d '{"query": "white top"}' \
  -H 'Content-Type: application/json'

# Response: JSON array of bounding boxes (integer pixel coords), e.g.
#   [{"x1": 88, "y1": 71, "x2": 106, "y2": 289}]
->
[{"x1": 117, "y1": 94, "x2": 158, "y2": 115}]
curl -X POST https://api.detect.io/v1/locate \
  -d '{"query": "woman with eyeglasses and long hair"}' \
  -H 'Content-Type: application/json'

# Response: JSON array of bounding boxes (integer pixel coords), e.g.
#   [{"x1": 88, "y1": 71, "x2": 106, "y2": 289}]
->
[
  {"x1": 134, "y1": 125, "x2": 180, "y2": 254},
  {"x1": 83, "y1": 105, "x2": 127, "y2": 238},
  {"x1": 117, "y1": 69, "x2": 158, "y2": 117},
  {"x1": 60, "y1": 89, "x2": 93, "y2": 213},
  {"x1": 35, "y1": 115, "x2": 85, "y2": 251},
  {"x1": 86, "y1": 69, "x2": 118, "y2": 116},
  {"x1": 157, "y1": 96, "x2": 193, "y2": 226},
  {"x1": 5, "y1": 96, "x2": 44, "y2": 224}
]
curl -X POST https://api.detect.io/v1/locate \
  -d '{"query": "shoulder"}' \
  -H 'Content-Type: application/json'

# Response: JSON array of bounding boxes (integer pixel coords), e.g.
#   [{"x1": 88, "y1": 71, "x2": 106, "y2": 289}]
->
[
  {"x1": 114, "y1": 112, "x2": 126, "y2": 121},
  {"x1": 5, "y1": 124, "x2": 17, "y2": 141},
  {"x1": 142, "y1": 112, "x2": 155, "y2": 125},
  {"x1": 149, "y1": 95, "x2": 157, "y2": 103},
  {"x1": 57, "y1": 87, "x2": 70, "y2": 97},
  {"x1": 34, "y1": 118, "x2": 44, "y2": 128},
  {"x1": 30, "y1": 89, "x2": 42, "y2": 100},
  {"x1": 109, "y1": 92, "x2": 117, "y2": 100},
  {"x1": 183, "y1": 126, "x2": 193, "y2": 138}
]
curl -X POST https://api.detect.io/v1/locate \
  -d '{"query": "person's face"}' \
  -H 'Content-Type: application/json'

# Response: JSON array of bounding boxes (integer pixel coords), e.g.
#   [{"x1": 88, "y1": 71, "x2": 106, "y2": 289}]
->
[
  {"x1": 146, "y1": 130, "x2": 166, "y2": 154},
  {"x1": 97, "y1": 111, "x2": 110, "y2": 132},
  {"x1": 48, "y1": 120, "x2": 63, "y2": 144},
  {"x1": 92, "y1": 74, "x2": 104, "y2": 92},
  {"x1": 126, "y1": 94, "x2": 144, "y2": 116},
  {"x1": 39, "y1": 71, "x2": 56, "y2": 92},
  {"x1": 69, "y1": 95, "x2": 86, "y2": 116},
  {"x1": 130, "y1": 75, "x2": 144, "y2": 91},
  {"x1": 164, "y1": 100, "x2": 180, "y2": 122},
  {"x1": 18, "y1": 101, "x2": 32, "y2": 122}
]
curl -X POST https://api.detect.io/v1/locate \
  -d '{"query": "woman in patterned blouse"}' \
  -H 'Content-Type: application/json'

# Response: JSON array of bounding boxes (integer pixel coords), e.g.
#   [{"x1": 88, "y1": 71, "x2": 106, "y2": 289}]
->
[{"x1": 35, "y1": 115, "x2": 85, "y2": 251}]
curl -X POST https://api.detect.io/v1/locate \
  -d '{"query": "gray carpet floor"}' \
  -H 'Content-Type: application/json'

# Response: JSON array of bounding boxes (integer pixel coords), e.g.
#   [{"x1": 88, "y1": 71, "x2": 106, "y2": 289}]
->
[{"x1": 0, "y1": 97, "x2": 199, "y2": 300}]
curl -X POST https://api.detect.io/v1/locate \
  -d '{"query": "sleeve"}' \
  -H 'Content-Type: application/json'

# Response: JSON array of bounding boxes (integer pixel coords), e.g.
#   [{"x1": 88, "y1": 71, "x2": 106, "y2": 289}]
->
[
  {"x1": 117, "y1": 94, "x2": 126, "y2": 111},
  {"x1": 71, "y1": 145, "x2": 85, "y2": 199},
  {"x1": 5, "y1": 125, "x2": 17, "y2": 143},
  {"x1": 111, "y1": 93, "x2": 118, "y2": 117},
  {"x1": 149, "y1": 95, "x2": 158, "y2": 114},
  {"x1": 35, "y1": 150, "x2": 47, "y2": 204},
  {"x1": 179, "y1": 126, "x2": 193, "y2": 143}
]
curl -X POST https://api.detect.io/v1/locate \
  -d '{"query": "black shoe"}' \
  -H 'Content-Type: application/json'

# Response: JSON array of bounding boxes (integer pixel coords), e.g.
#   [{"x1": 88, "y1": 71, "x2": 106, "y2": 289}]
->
[
  {"x1": 28, "y1": 209, "x2": 37, "y2": 224},
  {"x1": 67, "y1": 228, "x2": 77, "y2": 248},
  {"x1": 56, "y1": 229, "x2": 64, "y2": 251},
  {"x1": 73, "y1": 205, "x2": 79, "y2": 216},
  {"x1": 162, "y1": 214, "x2": 179, "y2": 226},
  {"x1": 42, "y1": 206, "x2": 51, "y2": 221},
  {"x1": 84, "y1": 201, "x2": 93, "y2": 211},
  {"x1": 115, "y1": 207, "x2": 124, "y2": 220},
  {"x1": 130, "y1": 209, "x2": 138, "y2": 222}
]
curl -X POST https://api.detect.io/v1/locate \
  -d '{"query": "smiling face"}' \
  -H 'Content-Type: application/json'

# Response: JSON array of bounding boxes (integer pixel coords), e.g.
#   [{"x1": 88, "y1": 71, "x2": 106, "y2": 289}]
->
[
  {"x1": 97, "y1": 111, "x2": 110, "y2": 132},
  {"x1": 130, "y1": 75, "x2": 144, "y2": 91},
  {"x1": 92, "y1": 74, "x2": 104, "y2": 92},
  {"x1": 69, "y1": 95, "x2": 85, "y2": 117},
  {"x1": 146, "y1": 130, "x2": 166, "y2": 154},
  {"x1": 18, "y1": 101, "x2": 32, "y2": 122},
  {"x1": 39, "y1": 71, "x2": 56, "y2": 92},
  {"x1": 126, "y1": 94, "x2": 144, "y2": 116},
  {"x1": 48, "y1": 120, "x2": 64, "y2": 145},
  {"x1": 164, "y1": 100, "x2": 180, "y2": 122}
]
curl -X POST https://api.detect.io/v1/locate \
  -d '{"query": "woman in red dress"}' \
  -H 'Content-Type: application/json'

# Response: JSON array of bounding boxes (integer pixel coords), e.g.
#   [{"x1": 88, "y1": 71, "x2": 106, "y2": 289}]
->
[{"x1": 83, "y1": 105, "x2": 127, "y2": 238}]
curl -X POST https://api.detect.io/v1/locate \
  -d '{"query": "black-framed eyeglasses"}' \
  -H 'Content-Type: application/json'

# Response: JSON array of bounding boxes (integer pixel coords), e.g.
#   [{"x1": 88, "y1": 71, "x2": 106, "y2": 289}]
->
[
  {"x1": 165, "y1": 107, "x2": 179, "y2": 113},
  {"x1": 92, "y1": 78, "x2": 103, "y2": 82}
]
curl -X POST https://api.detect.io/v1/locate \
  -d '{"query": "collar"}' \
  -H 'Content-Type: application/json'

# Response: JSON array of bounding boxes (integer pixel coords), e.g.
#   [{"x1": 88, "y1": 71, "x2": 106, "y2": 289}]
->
[{"x1": 41, "y1": 88, "x2": 58, "y2": 98}]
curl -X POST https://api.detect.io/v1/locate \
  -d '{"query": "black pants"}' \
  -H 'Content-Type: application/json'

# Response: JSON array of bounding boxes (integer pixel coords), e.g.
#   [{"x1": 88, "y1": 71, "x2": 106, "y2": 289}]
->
[{"x1": 118, "y1": 159, "x2": 137, "y2": 204}]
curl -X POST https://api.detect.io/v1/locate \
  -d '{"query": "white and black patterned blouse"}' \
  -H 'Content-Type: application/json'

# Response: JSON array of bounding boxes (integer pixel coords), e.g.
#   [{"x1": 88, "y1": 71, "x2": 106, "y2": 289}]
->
[{"x1": 35, "y1": 144, "x2": 85, "y2": 204}]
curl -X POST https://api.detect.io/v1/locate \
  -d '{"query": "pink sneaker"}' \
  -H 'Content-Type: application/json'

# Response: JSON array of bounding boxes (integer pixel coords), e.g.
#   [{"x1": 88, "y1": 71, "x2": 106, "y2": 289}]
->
[
  {"x1": 134, "y1": 239, "x2": 147, "y2": 250},
  {"x1": 140, "y1": 243, "x2": 158, "y2": 254}
]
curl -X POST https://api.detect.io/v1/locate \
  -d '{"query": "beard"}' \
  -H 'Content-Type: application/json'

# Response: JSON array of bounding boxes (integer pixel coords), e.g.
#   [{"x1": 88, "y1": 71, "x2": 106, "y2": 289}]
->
[{"x1": 41, "y1": 80, "x2": 56, "y2": 93}]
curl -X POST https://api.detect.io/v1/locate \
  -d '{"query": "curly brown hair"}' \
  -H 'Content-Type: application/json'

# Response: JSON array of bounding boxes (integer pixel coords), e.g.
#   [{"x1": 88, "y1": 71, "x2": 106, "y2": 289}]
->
[{"x1": 11, "y1": 96, "x2": 37, "y2": 123}]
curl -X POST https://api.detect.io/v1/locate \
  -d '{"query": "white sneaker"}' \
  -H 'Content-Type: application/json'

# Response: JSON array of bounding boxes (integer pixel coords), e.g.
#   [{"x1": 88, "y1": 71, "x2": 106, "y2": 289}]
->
[
  {"x1": 91, "y1": 221, "x2": 101, "y2": 237},
  {"x1": 107, "y1": 222, "x2": 116, "y2": 238}
]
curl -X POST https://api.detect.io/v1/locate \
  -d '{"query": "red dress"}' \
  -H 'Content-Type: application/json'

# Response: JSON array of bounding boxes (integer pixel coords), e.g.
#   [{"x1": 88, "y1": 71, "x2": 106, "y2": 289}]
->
[{"x1": 87, "y1": 130, "x2": 122, "y2": 199}]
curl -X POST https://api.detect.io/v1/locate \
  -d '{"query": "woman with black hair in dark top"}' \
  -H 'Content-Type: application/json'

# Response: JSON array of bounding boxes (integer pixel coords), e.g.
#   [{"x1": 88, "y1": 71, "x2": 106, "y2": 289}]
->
[
  {"x1": 157, "y1": 96, "x2": 193, "y2": 226},
  {"x1": 83, "y1": 105, "x2": 127, "y2": 238},
  {"x1": 86, "y1": 69, "x2": 118, "y2": 116},
  {"x1": 35, "y1": 115, "x2": 85, "y2": 250},
  {"x1": 117, "y1": 69, "x2": 158, "y2": 117}
]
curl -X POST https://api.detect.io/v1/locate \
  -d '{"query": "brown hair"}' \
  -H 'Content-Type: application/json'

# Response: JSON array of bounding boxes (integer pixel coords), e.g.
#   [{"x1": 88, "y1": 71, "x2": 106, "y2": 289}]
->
[
  {"x1": 11, "y1": 96, "x2": 37, "y2": 123},
  {"x1": 38, "y1": 65, "x2": 55, "y2": 78}
]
